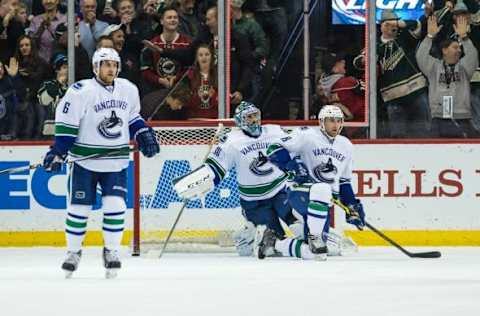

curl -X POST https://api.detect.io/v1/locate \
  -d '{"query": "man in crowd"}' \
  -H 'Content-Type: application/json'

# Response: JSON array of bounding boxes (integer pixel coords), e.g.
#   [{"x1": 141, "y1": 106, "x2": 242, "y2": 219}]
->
[
  {"x1": 377, "y1": 9, "x2": 429, "y2": 138},
  {"x1": 79, "y1": 0, "x2": 109, "y2": 59},
  {"x1": 416, "y1": 14, "x2": 479, "y2": 137}
]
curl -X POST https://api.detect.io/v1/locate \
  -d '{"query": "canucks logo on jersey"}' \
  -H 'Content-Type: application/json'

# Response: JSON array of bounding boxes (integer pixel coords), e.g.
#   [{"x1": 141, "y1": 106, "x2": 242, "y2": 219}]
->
[
  {"x1": 249, "y1": 152, "x2": 273, "y2": 176},
  {"x1": 97, "y1": 110, "x2": 123, "y2": 139},
  {"x1": 313, "y1": 158, "x2": 337, "y2": 184}
]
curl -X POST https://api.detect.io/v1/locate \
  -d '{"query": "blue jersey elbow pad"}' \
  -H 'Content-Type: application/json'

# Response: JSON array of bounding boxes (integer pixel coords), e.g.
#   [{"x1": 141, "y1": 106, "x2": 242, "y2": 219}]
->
[
  {"x1": 129, "y1": 118, "x2": 147, "y2": 140},
  {"x1": 54, "y1": 135, "x2": 76, "y2": 155},
  {"x1": 340, "y1": 182, "x2": 356, "y2": 205}
]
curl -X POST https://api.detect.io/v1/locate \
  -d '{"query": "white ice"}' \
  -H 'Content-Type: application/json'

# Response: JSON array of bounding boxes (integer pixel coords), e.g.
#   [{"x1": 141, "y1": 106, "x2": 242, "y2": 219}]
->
[{"x1": 0, "y1": 247, "x2": 479, "y2": 316}]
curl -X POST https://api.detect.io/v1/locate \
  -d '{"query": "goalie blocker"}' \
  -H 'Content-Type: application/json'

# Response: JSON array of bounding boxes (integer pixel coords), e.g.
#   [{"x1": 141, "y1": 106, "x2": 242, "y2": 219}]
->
[{"x1": 173, "y1": 165, "x2": 216, "y2": 200}]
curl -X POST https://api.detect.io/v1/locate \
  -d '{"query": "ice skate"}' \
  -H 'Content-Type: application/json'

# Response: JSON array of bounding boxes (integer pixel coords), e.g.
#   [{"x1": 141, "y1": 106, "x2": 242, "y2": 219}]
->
[
  {"x1": 103, "y1": 247, "x2": 121, "y2": 279},
  {"x1": 61, "y1": 250, "x2": 82, "y2": 278},
  {"x1": 255, "y1": 226, "x2": 277, "y2": 259},
  {"x1": 308, "y1": 234, "x2": 328, "y2": 261}
]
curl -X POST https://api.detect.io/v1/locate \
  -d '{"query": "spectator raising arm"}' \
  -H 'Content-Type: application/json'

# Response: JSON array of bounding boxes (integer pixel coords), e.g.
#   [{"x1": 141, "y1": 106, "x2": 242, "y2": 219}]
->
[{"x1": 416, "y1": 15, "x2": 440, "y2": 76}]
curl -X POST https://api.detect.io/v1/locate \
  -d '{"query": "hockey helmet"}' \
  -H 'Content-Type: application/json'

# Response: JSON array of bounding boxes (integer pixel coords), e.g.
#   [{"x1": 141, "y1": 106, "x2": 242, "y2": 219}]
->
[{"x1": 234, "y1": 101, "x2": 262, "y2": 137}]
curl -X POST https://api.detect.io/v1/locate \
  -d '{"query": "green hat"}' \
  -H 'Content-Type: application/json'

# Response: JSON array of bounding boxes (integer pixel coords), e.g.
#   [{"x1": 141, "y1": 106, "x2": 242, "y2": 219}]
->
[
  {"x1": 380, "y1": 9, "x2": 399, "y2": 22},
  {"x1": 453, "y1": 1, "x2": 469, "y2": 14}
]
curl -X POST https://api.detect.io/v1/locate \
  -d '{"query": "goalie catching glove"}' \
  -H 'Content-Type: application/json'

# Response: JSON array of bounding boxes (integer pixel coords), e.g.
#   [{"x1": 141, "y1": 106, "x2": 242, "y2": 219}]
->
[{"x1": 173, "y1": 164, "x2": 216, "y2": 200}]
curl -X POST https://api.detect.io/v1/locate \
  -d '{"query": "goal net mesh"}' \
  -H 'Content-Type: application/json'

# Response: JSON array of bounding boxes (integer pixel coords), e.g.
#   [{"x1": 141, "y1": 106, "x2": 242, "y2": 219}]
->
[{"x1": 133, "y1": 124, "x2": 244, "y2": 253}]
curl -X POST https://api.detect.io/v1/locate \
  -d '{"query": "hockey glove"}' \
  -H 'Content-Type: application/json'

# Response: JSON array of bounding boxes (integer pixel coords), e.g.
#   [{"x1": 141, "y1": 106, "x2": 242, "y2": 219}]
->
[
  {"x1": 345, "y1": 199, "x2": 365, "y2": 229},
  {"x1": 135, "y1": 127, "x2": 160, "y2": 158},
  {"x1": 285, "y1": 159, "x2": 311, "y2": 184},
  {"x1": 43, "y1": 146, "x2": 66, "y2": 173}
]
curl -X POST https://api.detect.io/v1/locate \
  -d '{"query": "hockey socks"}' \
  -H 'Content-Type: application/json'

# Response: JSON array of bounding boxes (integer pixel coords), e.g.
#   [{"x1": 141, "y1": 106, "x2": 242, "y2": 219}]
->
[
  {"x1": 275, "y1": 238, "x2": 316, "y2": 260},
  {"x1": 102, "y1": 196, "x2": 126, "y2": 251},
  {"x1": 306, "y1": 200, "x2": 329, "y2": 236},
  {"x1": 65, "y1": 205, "x2": 91, "y2": 252}
]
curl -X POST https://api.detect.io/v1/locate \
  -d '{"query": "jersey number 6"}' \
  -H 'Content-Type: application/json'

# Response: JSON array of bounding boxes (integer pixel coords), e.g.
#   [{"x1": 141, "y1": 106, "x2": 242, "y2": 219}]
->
[{"x1": 62, "y1": 102, "x2": 70, "y2": 114}]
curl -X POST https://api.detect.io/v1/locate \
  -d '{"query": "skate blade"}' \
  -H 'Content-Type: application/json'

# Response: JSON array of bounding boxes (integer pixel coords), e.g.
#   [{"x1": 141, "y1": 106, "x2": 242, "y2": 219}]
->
[{"x1": 105, "y1": 269, "x2": 119, "y2": 279}]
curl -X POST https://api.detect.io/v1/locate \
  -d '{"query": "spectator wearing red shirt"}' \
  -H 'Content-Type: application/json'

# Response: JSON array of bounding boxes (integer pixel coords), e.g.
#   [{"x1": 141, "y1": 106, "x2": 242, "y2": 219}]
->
[
  {"x1": 319, "y1": 52, "x2": 365, "y2": 122},
  {"x1": 185, "y1": 44, "x2": 218, "y2": 118},
  {"x1": 140, "y1": 6, "x2": 192, "y2": 94}
]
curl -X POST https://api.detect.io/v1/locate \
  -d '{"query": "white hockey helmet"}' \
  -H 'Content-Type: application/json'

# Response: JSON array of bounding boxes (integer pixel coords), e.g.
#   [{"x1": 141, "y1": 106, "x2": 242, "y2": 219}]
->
[
  {"x1": 92, "y1": 47, "x2": 121, "y2": 78},
  {"x1": 318, "y1": 105, "x2": 344, "y2": 136}
]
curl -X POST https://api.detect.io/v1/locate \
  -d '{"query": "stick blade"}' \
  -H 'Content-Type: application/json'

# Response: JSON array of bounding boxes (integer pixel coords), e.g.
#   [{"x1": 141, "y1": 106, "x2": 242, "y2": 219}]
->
[{"x1": 410, "y1": 251, "x2": 442, "y2": 258}]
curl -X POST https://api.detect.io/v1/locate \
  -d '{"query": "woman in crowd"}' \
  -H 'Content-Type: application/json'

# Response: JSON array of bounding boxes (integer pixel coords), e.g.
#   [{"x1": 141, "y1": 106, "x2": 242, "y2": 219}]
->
[
  {"x1": 13, "y1": 34, "x2": 50, "y2": 139},
  {"x1": 184, "y1": 44, "x2": 218, "y2": 118}
]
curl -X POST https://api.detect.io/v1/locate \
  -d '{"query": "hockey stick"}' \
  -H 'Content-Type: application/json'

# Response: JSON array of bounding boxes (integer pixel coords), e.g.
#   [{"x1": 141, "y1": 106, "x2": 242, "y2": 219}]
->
[
  {"x1": 332, "y1": 198, "x2": 441, "y2": 259},
  {"x1": 0, "y1": 147, "x2": 137, "y2": 175},
  {"x1": 158, "y1": 123, "x2": 225, "y2": 258},
  {"x1": 0, "y1": 127, "x2": 170, "y2": 176}
]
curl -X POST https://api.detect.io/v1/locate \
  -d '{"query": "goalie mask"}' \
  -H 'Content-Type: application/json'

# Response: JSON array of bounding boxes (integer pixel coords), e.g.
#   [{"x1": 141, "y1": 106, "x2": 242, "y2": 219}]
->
[
  {"x1": 318, "y1": 105, "x2": 344, "y2": 138},
  {"x1": 92, "y1": 47, "x2": 121, "y2": 80},
  {"x1": 234, "y1": 101, "x2": 262, "y2": 137}
]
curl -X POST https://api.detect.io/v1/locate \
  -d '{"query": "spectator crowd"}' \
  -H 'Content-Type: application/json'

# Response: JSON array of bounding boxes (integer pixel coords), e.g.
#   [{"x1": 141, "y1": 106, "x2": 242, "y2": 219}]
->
[{"x1": 0, "y1": 0, "x2": 479, "y2": 139}]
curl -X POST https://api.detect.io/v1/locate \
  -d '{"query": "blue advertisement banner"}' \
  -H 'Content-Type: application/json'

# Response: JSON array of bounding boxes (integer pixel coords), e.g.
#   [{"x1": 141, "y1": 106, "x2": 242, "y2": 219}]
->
[
  {"x1": 0, "y1": 160, "x2": 241, "y2": 211},
  {"x1": 332, "y1": 0, "x2": 425, "y2": 25}
]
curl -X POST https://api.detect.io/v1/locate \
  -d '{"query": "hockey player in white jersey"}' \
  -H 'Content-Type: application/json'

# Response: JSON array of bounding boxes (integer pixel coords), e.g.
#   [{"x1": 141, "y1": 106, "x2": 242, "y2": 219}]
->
[
  {"x1": 259, "y1": 105, "x2": 365, "y2": 260},
  {"x1": 174, "y1": 102, "x2": 297, "y2": 256},
  {"x1": 42, "y1": 48, "x2": 160, "y2": 278}
]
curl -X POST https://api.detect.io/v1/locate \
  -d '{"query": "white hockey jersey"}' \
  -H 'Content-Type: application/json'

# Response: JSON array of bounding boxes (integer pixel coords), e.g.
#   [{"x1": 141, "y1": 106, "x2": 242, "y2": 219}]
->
[
  {"x1": 54, "y1": 78, "x2": 143, "y2": 172},
  {"x1": 206, "y1": 125, "x2": 289, "y2": 201},
  {"x1": 274, "y1": 127, "x2": 354, "y2": 195}
]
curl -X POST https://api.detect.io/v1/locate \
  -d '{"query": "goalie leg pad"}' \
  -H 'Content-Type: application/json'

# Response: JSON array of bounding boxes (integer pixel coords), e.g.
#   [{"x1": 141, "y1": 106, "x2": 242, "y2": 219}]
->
[
  {"x1": 173, "y1": 165, "x2": 215, "y2": 200},
  {"x1": 232, "y1": 221, "x2": 256, "y2": 256}
]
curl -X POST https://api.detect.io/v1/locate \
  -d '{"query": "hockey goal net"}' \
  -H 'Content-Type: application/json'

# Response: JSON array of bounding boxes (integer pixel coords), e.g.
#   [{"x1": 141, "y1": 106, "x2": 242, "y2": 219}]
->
[{"x1": 131, "y1": 120, "x2": 337, "y2": 255}]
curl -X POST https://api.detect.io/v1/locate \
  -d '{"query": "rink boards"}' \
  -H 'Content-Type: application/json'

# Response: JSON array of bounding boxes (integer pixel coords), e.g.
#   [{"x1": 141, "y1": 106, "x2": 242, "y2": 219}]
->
[{"x1": 1, "y1": 141, "x2": 480, "y2": 246}]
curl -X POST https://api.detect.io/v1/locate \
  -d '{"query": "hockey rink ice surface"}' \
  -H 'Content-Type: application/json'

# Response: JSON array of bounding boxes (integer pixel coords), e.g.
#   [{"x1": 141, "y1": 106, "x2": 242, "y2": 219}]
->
[{"x1": 0, "y1": 247, "x2": 478, "y2": 316}]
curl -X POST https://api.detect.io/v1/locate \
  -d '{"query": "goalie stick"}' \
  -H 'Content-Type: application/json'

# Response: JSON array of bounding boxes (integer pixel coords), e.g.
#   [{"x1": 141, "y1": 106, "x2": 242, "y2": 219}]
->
[
  {"x1": 332, "y1": 198, "x2": 442, "y2": 259},
  {"x1": 158, "y1": 123, "x2": 225, "y2": 259}
]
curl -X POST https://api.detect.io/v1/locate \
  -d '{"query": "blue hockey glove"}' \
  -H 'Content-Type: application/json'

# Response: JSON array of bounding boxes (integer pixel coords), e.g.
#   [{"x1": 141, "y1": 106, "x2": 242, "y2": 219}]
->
[
  {"x1": 345, "y1": 199, "x2": 365, "y2": 229},
  {"x1": 285, "y1": 159, "x2": 311, "y2": 184},
  {"x1": 135, "y1": 127, "x2": 160, "y2": 158},
  {"x1": 43, "y1": 147, "x2": 66, "y2": 173}
]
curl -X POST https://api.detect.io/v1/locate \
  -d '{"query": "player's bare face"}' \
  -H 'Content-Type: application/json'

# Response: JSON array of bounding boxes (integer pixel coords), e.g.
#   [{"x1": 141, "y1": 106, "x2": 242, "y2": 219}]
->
[
  {"x1": 323, "y1": 117, "x2": 343, "y2": 137},
  {"x1": 98, "y1": 60, "x2": 118, "y2": 85}
]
